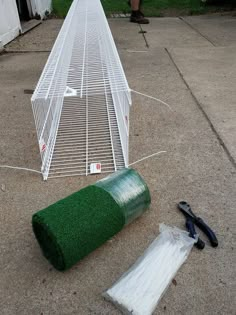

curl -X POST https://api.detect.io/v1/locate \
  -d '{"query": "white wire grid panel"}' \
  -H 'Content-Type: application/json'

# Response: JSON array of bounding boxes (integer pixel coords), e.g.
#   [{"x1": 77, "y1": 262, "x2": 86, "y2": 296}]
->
[{"x1": 31, "y1": 0, "x2": 132, "y2": 180}]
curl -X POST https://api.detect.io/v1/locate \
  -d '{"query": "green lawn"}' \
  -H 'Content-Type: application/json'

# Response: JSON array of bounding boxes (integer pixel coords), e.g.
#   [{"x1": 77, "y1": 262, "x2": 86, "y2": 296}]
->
[{"x1": 52, "y1": 0, "x2": 235, "y2": 18}]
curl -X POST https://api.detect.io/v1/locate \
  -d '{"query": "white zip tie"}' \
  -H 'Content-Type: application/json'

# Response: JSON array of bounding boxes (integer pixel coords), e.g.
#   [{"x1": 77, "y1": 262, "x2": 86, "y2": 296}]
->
[
  {"x1": 128, "y1": 151, "x2": 167, "y2": 167},
  {"x1": 131, "y1": 89, "x2": 173, "y2": 111},
  {"x1": 0, "y1": 165, "x2": 42, "y2": 174},
  {"x1": 104, "y1": 224, "x2": 195, "y2": 315},
  {"x1": 0, "y1": 151, "x2": 166, "y2": 176}
]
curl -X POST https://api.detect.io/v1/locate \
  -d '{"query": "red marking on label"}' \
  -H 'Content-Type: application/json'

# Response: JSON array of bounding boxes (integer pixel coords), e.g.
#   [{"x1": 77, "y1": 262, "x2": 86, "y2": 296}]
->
[
  {"x1": 42, "y1": 144, "x2": 46, "y2": 152},
  {"x1": 96, "y1": 164, "x2": 101, "y2": 170}
]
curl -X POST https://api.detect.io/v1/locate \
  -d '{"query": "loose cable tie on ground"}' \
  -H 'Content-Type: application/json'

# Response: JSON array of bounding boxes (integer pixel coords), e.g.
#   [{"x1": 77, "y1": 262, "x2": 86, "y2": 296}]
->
[
  {"x1": 128, "y1": 151, "x2": 167, "y2": 167},
  {"x1": 0, "y1": 165, "x2": 42, "y2": 174},
  {"x1": 131, "y1": 89, "x2": 173, "y2": 111},
  {"x1": 0, "y1": 152, "x2": 167, "y2": 175}
]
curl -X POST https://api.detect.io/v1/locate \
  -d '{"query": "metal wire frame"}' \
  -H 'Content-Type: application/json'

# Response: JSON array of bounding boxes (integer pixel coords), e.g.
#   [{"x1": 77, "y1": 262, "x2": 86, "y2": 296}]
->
[{"x1": 31, "y1": 0, "x2": 131, "y2": 180}]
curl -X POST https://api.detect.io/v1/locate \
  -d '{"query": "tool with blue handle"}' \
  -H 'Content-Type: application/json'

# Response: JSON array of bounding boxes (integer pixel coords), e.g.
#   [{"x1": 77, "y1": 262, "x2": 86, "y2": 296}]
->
[{"x1": 178, "y1": 201, "x2": 218, "y2": 250}]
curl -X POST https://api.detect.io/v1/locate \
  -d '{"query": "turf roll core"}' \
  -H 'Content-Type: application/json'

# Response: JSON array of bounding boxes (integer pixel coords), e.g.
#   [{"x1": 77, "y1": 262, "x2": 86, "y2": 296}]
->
[{"x1": 32, "y1": 168, "x2": 151, "y2": 271}]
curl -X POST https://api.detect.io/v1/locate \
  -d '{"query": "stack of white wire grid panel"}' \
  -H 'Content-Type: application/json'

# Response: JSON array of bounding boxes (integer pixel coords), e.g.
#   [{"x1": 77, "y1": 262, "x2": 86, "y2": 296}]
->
[{"x1": 31, "y1": 0, "x2": 131, "y2": 180}]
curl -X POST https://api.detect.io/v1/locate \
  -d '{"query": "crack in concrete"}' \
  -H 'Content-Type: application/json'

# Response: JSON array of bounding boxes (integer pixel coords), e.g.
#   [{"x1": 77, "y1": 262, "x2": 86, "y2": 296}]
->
[
  {"x1": 4, "y1": 50, "x2": 51, "y2": 54},
  {"x1": 138, "y1": 24, "x2": 149, "y2": 48},
  {"x1": 179, "y1": 17, "x2": 216, "y2": 47},
  {"x1": 165, "y1": 47, "x2": 236, "y2": 169}
]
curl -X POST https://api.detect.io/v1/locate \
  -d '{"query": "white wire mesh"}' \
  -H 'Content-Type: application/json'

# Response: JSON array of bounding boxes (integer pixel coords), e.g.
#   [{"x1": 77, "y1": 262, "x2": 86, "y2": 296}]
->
[{"x1": 31, "y1": 0, "x2": 131, "y2": 180}]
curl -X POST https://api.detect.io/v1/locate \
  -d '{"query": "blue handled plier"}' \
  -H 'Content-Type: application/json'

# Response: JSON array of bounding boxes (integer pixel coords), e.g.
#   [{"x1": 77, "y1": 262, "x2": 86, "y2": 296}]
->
[{"x1": 178, "y1": 201, "x2": 218, "y2": 250}]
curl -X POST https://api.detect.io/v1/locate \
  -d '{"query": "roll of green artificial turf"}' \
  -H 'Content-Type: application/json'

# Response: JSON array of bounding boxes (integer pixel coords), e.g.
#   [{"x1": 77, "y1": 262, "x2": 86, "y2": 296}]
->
[{"x1": 32, "y1": 168, "x2": 151, "y2": 271}]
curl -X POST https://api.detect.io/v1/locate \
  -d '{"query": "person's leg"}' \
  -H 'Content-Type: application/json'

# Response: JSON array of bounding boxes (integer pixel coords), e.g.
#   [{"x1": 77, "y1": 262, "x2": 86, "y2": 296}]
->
[
  {"x1": 130, "y1": 0, "x2": 149, "y2": 24},
  {"x1": 128, "y1": 0, "x2": 144, "y2": 16},
  {"x1": 131, "y1": 0, "x2": 139, "y2": 10}
]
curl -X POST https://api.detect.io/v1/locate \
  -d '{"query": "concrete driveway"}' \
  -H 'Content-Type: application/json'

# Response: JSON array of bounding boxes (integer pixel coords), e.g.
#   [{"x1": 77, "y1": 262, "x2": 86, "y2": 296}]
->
[{"x1": 0, "y1": 15, "x2": 236, "y2": 315}]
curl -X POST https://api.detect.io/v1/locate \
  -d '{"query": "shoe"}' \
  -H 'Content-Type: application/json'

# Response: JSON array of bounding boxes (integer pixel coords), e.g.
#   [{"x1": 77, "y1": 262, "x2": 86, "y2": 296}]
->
[
  {"x1": 137, "y1": 9, "x2": 144, "y2": 18},
  {"x1": 130, "y1": 11, "x2": 149, "y2": 24}
]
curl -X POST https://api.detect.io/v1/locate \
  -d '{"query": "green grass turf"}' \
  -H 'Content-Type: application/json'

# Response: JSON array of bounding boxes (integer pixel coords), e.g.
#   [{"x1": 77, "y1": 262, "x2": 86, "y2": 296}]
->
[
  {"x1": 32, "y1": 168, "x2": 151, "y2": 271},
  {"x1": 33, "y1": 185, "x2": 126, "y2": 271},
  {"x1": 52, "y1": 0, "x2": 235, "y2": 18}
]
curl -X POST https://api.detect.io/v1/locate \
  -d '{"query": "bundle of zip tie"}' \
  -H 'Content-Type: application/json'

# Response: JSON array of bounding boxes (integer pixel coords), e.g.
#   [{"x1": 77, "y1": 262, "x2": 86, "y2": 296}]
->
[
  {"x1": 104, "y1": 224, "x2": 196, "y2": 315},
  {"x1": 32, "y1": 168, "x2": 151, "y2": 271}
]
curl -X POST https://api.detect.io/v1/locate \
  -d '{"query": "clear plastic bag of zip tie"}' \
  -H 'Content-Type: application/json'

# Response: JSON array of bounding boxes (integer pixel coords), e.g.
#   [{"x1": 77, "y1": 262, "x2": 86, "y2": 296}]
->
[{"x1": 104, "y1": 223, "x2": 196, "y2": 315}]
